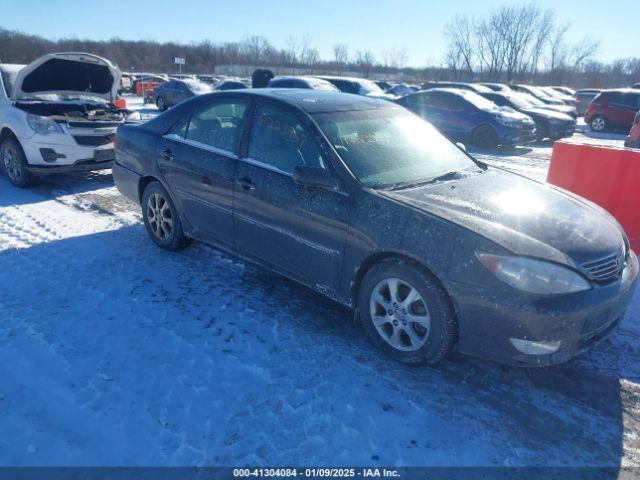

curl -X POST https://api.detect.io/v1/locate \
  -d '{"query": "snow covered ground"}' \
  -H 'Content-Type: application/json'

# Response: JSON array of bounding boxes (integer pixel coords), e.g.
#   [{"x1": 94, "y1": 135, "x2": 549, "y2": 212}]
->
[{"x1": 0, "y1": 94, "x2": 639, "y2": 469}]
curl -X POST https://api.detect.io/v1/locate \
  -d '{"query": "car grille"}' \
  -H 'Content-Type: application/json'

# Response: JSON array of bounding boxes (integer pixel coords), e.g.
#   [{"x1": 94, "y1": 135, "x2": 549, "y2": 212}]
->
[
  {"x1": 73, "y1": 134, "x2": 115, "y2": 146},
  {"x1": 582, "y1": 253, "x2": 623, "y2": 282}
]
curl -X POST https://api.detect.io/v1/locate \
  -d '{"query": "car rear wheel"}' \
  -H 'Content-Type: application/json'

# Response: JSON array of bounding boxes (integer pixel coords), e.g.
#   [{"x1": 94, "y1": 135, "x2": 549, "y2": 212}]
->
[
  {"x1": 1, "y1": 137, "x2": 35, "y2": 188},
  {"x1": 156, "y1": 96, "x2": 167, "y2": 111},
  {"x1": 472, "y1": 125, "x2": 499, "y2": 149},
  {"x1": 358, "y1": 259, "x2": 457, "y2": 365},
  {"x1": 141, "y1": 181, "x2": 189, "y2": 250},
  {"x1": 589, "y1": 115, "x2": 608, "y2": 132}
]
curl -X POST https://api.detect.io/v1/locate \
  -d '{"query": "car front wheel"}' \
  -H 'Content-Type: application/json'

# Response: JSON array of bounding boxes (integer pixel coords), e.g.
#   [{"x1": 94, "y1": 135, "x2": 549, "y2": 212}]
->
[
  {"x1": 472, "y1": 125, "x2": 499, "y2": 149},
  {"x1": 141, "y1": 181, "x2": 190, "y2": 250},
  {"x1": 156, "y1": 96, "x2": 167, "y2": 111},
  {"x1": 358, "y1": 259, "x2": 457, "y2": 365},
  {"x1": 1, "y1": 137, "x2": 35, "y2": 188}
]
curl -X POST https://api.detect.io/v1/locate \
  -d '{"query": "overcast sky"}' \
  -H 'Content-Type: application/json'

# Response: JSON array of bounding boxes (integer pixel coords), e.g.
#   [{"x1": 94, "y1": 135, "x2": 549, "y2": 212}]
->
[{"x1": 1, "y1": 0, "x2": 635, "y2": 67}]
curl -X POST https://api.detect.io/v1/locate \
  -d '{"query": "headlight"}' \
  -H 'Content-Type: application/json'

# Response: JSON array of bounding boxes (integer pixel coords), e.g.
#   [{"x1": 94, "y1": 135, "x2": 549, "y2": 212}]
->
[
  {"x1": 477, "y1": 253, "x2": 591, "y2": 294},
  {"x1": 26, "y1": 114, "x2": 64, "y2": 135}
]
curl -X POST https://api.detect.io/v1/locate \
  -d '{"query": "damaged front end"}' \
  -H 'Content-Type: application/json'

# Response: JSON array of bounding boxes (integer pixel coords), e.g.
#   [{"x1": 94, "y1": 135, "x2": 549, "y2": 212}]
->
[{"x1": 8, "y1": 53, "x2": 140, "y2": 173}]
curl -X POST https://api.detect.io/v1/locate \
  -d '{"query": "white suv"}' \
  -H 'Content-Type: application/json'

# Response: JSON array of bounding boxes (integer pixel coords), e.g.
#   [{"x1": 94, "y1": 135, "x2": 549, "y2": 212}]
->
[{"x1": 0, "y1": 52, "x2": 139, "y2": 187}]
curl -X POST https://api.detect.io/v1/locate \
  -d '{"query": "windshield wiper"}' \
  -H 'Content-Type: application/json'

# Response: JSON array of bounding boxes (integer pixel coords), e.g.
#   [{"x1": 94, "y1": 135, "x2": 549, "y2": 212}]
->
[{"x1": 386, "y1": 170, "x2": 466, "y2": 191}]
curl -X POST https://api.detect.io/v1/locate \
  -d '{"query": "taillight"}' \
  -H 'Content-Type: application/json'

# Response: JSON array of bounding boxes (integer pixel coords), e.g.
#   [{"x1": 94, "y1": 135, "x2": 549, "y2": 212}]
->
[
  {"x1": 634, "y1": 112, "x2": 640, "y2": 125},
  {"x1": 576, "y1": 97, "x2": 582, "y2": 104}
]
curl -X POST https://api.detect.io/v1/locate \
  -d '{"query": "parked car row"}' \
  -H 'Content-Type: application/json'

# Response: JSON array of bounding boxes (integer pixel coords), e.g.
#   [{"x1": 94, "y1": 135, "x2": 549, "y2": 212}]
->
[{"x1": 2, "y1": 52, "x2": 638, "y2": 368}]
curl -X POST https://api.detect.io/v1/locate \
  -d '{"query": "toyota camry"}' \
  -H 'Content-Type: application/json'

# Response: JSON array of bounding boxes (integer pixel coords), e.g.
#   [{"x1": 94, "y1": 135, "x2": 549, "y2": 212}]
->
[{"x1": 113, "y1": 89, "x2": 638, "y2": 366}]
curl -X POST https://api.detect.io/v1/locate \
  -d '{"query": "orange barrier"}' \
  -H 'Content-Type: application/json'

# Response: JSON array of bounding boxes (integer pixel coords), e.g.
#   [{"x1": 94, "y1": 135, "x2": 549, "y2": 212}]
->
[
  {"x1": 113, "y1": 98, "x2": 127, "y2": 109},
  {"x1": 136, "y1": 81, "x2": 161, "y2": 97},
  {"x1": 547, "y1": 140, "x2": 640, "y2": 251}
]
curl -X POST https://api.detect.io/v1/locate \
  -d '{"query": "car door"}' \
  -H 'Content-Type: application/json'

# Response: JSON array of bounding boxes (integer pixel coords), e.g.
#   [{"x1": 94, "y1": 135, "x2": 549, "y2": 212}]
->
[
  {"x1": 172, "y1": 82, "x2": 191, "y2": 105},
  {"x1": 157, "y1": 98, "x2": 249, "y2": 248},
  {"x1": 611, "y1": 92, "x2": 640, "y2": 128},
  {"x1": 234, "y1": 101, "x2": 350, "y2": 296}
]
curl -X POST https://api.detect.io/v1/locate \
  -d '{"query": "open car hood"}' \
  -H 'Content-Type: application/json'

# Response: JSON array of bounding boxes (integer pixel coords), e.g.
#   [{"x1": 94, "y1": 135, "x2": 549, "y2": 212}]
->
[{"x1": 12, "y1": 52, "x2": 120, "y2": 102}]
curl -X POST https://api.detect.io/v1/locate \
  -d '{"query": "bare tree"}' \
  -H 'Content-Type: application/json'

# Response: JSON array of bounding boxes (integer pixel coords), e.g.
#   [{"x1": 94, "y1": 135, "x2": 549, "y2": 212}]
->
[
  {"x1": 355, "y1": 50, "x2": 376, "y2": 77},
  {"x1": 384, "y1": 47, "x2": 409, "y2": 70},
  {"x1": 444, "y1": 15, "x2": 476, "y2": 80},
  {"x1": 332, "y1": 43, "x2": 349, "y2": 69}
]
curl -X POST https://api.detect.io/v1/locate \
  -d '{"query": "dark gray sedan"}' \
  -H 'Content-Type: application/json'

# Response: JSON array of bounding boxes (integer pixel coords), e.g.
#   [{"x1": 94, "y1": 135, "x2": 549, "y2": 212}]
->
[
  {"x1": 113, "y1": 89, "x2": 638, "y2": 367},
  {"x1": 152, "y1": 79, "x2": 213, "y2": 111}
]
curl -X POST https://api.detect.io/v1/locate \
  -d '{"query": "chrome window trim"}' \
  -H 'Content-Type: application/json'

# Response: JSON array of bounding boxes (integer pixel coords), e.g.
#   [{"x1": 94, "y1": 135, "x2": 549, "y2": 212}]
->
[{"x1": 162, "y1": 134, "x2": 239, "y2": 160}]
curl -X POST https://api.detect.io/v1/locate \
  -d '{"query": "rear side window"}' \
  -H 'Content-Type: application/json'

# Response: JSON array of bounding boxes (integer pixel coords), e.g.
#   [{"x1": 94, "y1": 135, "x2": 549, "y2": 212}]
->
[
  {"x1": 186, "y1": 100, "x2": 248, "y2": 152},
  {"x1": 248, "y1": 103, "x2": 325, "y2": 175},
  {"x1": 167, "y1": 100, "x2": 248, "y2": 153}
]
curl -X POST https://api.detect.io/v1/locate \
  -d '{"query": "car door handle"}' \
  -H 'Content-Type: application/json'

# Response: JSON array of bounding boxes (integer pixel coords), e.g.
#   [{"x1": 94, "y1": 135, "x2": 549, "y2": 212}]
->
[
  {"x1": 238, "y1": 176, "x2": 255, "y2": 191},
  {"x1": 161, "y1": 149, "x2": 174, "y2": 161}
]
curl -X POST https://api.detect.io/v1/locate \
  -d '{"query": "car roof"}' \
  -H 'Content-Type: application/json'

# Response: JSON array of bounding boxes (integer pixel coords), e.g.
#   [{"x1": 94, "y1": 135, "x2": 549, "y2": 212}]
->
[
  {"x1": 315, "y1": 75, "x2": 372, "y2": 84},
  {"x1": 211, "y1": 88, "x2": 396, "y2": 113}
]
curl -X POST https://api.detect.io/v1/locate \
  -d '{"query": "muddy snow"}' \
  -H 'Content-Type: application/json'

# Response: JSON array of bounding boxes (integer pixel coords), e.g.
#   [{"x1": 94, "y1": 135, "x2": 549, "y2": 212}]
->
[{"x1": 0, "y1": 94, "x2": 638, "y2": 468}]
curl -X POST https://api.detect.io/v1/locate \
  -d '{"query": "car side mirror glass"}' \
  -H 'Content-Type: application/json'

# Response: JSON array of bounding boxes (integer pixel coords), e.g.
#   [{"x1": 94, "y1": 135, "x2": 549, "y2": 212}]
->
[
  {"x1": 292, "y1": 166, "x2": 338, "y2": 190},
  {"x1": 456, "y1": 142, "x2": 466, "y2": 152}
]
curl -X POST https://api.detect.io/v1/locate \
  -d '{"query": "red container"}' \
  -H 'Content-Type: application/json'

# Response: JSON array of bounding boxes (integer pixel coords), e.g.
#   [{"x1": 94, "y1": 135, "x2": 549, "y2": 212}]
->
[
  {"x1": 547, "y1": 140, "x2": 640, "y2": 251},
  {"x1": 113, "y1": 98, "x2": 127, "y2": 109},
  {"x1": 136, "y1": 81, "x2": 160, "y2": 97}
]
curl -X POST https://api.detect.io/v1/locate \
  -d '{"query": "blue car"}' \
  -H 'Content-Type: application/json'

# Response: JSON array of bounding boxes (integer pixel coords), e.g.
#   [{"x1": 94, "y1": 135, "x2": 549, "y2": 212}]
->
[{"x1": 396, "y1": 88, "x2": 536, "y2": 148}]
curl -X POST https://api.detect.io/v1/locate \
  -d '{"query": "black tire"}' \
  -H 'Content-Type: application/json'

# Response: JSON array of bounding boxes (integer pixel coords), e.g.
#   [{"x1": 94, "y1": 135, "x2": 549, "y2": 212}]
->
[
  {"x1": 535, "y1": 122, "x2": 550, "y2": 142},
  {"x1": 141, "y1": 181, "x2": 189, "y2": 250},
  {"x1": 156, "y1": 96, "x2": 167, "y2": 111},
  {"x1": 0, "y1": 137, "x2": 35, "y2": 188},
  {"x1": 472, "y1": 125, "x2": 499, "y2": 149},
  {"x1": 358, "y1": 259, "x2": 457, "y2": 365},
  {"x1": 589, "y1": 115, "x2": 608, "y2": 132}
]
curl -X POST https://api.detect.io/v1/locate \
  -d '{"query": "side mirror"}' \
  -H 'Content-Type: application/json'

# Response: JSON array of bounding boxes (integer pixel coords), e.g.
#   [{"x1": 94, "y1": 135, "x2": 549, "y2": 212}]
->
[
  {"x1": 293, "y1": 166, "x2": 338, "y2": 190},
  {"x1": 456, "y1": 142, "x2": 467, "y2": 152}
]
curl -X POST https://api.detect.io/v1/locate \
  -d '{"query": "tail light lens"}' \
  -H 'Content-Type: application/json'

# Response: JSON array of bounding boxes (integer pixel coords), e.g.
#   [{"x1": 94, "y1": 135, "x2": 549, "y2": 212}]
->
[{"x1": 576, "y1": 97, "x2": 582, "y2": 104}]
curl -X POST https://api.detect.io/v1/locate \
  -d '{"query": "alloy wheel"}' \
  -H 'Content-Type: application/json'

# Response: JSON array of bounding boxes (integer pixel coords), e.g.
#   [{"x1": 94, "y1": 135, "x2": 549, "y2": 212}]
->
[
  {"x1": 146, "y1": 192, "x2": 173, "y2": 241},
  {"x1": 369, "y1": 277, "x2": 431, "y2": 352},
  {"x1": 591, "y1": 117, "x2": 606, "y2": 132},
  {"x1": 2, "y1": 143, "x2": 22, "y2": 182}
]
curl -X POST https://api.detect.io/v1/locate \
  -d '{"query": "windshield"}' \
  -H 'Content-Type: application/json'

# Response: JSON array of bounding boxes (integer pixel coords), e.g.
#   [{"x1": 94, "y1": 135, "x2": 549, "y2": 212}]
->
[
  {"x1": 503, "y1": 93, "x2": 534, "y2": 109},
  {"x1": 516, "y1": 91, "x2": 545, "y2": 107},
  {"x1": 460, "y1": 91, "x2": 498, "y2": 111},
  {"x1": 310, "y1": 79, "x2": 339, "y2": 91},
  {"x1": 184, "y1": 80, "x2": 213, "y2": 93},
  {"x1": 314, "y1": 108, "x2": 480, "y2": 189},
  {"x1": 358, "y1": 79, "x2": 384, "y2": 95}
]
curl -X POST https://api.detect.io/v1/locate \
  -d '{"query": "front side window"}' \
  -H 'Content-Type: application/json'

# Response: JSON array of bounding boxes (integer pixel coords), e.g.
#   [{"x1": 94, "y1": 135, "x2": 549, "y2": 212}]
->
[
  {"x1": 180, "y1": 100, "x2": 247, "y2": 152},
  {"x1": 248, "y1": 104, "x2": 325, "y2": 175},
  {"x1": 314, "y1": 108, "x2": 479, "y2": 189}
]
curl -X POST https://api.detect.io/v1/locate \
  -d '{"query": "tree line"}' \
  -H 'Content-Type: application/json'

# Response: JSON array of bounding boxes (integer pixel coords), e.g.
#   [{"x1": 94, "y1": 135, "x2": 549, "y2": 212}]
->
[
  {"x1": 443, "y1": 3, "x2": 639, "y2": 87},
  {"x1": 0, "y1": 4, "x2": 637, "y2": 88}
]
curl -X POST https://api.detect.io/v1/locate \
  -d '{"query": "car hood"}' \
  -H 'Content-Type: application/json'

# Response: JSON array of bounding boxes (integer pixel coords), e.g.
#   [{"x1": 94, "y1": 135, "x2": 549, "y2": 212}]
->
[
  {"x1": 379, "y1": 168, "x2": 624, "y2": 268},
  {"x1": 521, "y1": 107, "x2": 574, "y2": 121},
  {"x1": 543, "y1": 104, "x2": 575, "y2": 115},
  {"x1": 12, "y1": 52, "x2": 120, "y2": 102}
]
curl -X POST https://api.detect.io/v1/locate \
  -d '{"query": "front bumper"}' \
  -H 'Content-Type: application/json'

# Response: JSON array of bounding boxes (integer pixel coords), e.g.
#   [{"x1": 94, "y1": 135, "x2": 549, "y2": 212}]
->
[
  {"x1": 19, "y1": 126, "x2": 117, "y2": 170},
  {"x1": 450, "y1": 251, "x2": 639, "y2": 366},
  {"x1": 549, "y1": 122, "x2": 576, "y2": 139},
  {"x1": 498, "y1": 124, "x2": 537, "y2": 145}
]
